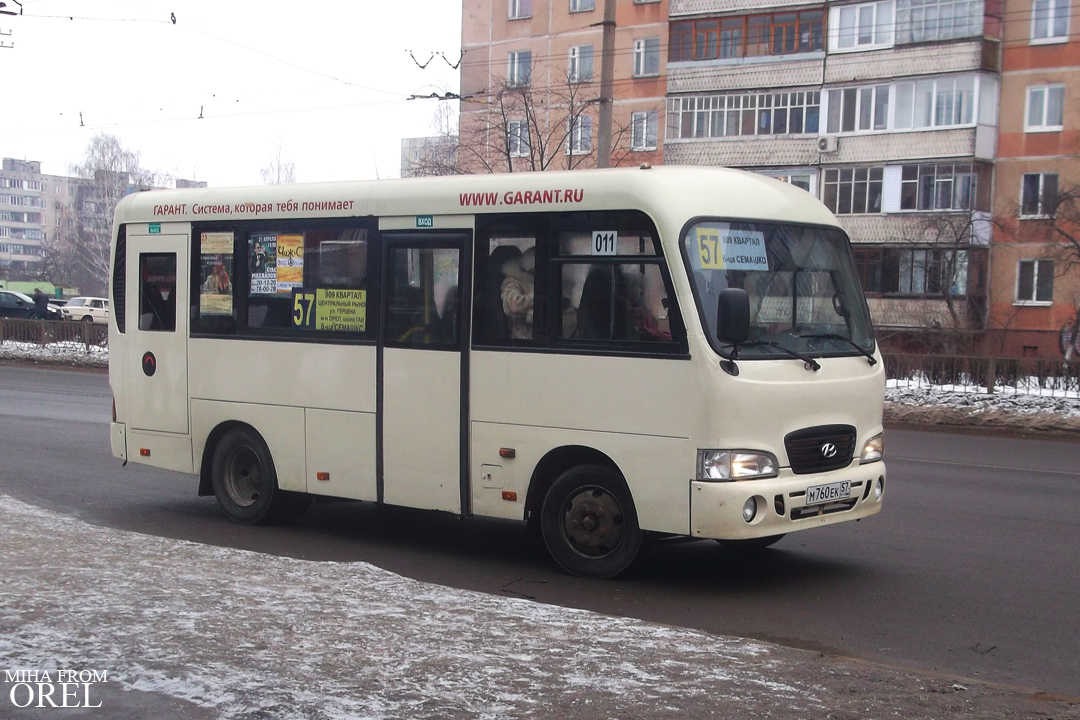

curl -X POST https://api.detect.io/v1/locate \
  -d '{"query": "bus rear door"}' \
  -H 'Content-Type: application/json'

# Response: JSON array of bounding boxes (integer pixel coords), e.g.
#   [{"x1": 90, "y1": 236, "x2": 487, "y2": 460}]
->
[{"x1": 124, "y1": 232, "x2": 189, "y2": 436}]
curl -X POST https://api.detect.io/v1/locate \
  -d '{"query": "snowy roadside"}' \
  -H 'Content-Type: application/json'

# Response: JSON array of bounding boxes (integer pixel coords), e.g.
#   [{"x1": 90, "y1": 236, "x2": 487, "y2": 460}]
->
[
  {"x1": 4, "y1": 340, "x2": 1079, "y2": 437},
  {"x1": 0, "y1": 340, "x2": 107, "y2": 369},
  {"x1": 1, "y1": 495, "x2": 1076, "y2": 720}
]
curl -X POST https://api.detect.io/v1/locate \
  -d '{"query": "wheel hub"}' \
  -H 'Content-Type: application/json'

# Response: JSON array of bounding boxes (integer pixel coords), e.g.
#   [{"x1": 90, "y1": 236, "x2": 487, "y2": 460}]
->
[
  {"x1": 563, "y1": 487, "x2": 624, "y2": 557},
  {"x1": 224, "y1": 446, "x2": 263, "y2": 507}
]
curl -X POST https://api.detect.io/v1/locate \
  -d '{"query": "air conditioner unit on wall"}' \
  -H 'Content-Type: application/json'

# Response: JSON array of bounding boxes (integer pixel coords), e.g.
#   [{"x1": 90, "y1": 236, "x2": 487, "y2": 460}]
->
[{"x1": 817, "y1": 136, "x2": 838, "y2": 153}]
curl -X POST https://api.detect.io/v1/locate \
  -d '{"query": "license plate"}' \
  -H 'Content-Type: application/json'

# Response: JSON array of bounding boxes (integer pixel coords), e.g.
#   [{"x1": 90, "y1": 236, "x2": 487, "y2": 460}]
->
[{"x1": 805, "y1": 480, "x2": 851, "y2": 506}]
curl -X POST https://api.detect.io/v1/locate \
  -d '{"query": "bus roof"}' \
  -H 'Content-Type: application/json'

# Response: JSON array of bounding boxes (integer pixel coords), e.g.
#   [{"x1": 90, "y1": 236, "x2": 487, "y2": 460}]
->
[{"x1": 114, "y1": 165, "x2": 842, "y2": 231}]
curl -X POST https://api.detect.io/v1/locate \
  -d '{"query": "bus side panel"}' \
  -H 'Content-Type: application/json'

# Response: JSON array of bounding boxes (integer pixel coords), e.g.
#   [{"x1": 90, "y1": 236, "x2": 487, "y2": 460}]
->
[
  {"x1": 125, "y1": 430, "x2": 193, "y2": 474},
  {"x1": 191, "y1": 400, "x2": 306, "y2": 493},
  {"x1": 470, "y1": 421, "x2": 691, "y2": 534},
  {"x1": 187, "y1": 339, "x2": 377, "y2": 413},
  {"x1": 305, "y1": 409, "x2": 377, "y2": 501},
  {"x1": 469, "y1": 351, "x2": 697, "y2": 535}
]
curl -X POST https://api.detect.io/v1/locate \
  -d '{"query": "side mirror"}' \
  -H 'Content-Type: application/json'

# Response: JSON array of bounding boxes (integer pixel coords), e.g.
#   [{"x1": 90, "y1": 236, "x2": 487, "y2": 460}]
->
[{"x1": 716, "y1": 288, "x2": 750, "y2": 345}]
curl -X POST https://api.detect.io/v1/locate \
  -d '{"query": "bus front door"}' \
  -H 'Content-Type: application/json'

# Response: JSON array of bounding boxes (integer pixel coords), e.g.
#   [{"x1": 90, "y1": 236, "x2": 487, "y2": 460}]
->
[
  {"x1": 124, "y1": 233, "x2": 189, "y2": 435},
  {"x1": 380, "y1": 235, "x2": 468, "y2": 514}
]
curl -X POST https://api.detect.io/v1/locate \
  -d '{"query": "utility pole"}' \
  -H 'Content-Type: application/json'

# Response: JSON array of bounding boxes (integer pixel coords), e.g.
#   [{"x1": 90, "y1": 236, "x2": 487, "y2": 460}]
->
[{"x1": 595, "y1": 0, "x2": 616, "y2": 168}]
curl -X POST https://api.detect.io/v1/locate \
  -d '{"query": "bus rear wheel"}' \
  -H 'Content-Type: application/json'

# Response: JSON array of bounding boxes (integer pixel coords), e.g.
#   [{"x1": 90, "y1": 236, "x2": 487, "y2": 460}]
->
[
  {"x1": 540, "y1": 465, "x2": 642, "y2": 579},
  {"x1": 211, "y1": 427, "x2": 310, "y2": 525}
]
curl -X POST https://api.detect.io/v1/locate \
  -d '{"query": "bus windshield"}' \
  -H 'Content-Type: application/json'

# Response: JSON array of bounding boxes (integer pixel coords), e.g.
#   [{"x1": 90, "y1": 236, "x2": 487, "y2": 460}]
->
[{"x1": 683, "y1": 220, "x2": 874, "y2": 360}]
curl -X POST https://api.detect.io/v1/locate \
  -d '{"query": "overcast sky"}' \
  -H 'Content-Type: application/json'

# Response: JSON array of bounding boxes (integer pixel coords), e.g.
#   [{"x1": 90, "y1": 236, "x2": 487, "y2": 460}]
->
[{"x1": 1, "y1": 0, "x2": 462, "y2": 186}]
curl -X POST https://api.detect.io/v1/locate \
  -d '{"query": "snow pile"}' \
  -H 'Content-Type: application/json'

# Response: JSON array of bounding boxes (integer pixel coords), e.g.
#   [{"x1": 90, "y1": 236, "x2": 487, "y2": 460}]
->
[
  {"x1": 885, "y1": 383, "x2": 1080, "y2": 417},
  {"x1": 0, "y1": 339, "x2": 107, "y2": 367},
  {"x1": 0, "y1": 495, "x2": 819, "y2": 719}
]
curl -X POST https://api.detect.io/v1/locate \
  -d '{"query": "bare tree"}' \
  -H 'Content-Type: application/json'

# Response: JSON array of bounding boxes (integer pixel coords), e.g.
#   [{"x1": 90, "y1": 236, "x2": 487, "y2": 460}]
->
[
  {"x1": 448, "y1": 68, "x2": 636, "y2": 176},
  {"x1": 261, "y1": 143, "x2": 296, "y2": 184},
  {"x1": 886, "y1": 211, "x2": 991, "y2": 353},
  {"x1": 64, "y1": 133, "x2": 170, "y2": 296}
]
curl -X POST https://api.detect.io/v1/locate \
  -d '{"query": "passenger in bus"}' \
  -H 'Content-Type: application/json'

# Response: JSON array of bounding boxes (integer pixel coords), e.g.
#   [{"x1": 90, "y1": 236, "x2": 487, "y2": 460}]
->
[{"x1": 500, "y1": 247, "x2": 534, "y2": 339}]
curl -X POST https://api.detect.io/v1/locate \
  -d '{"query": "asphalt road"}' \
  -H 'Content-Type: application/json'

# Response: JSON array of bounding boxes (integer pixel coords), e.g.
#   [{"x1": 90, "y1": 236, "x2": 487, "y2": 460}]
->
[{"x1": 1, "y1": 364, "x2": 1077, "y2": 698}]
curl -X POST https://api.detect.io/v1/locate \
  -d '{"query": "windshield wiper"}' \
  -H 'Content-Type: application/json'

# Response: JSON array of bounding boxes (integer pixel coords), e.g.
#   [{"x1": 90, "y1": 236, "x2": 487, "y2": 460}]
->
[
  {"x1": 793, "y1": 333, "x2": 877, "y2": 366},
  {"x1": 739, "y1": 340, "x2": 821, "y2": 371}
]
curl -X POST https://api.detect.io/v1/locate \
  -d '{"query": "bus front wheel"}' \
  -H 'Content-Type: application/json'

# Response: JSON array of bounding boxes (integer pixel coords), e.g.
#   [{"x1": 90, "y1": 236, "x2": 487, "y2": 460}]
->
[
  {"x1": 540, "y1": 465, "x2": 643, "y2": 579},
  {"x1": 211, "y1": 427, "x2": 311, "y2": 525}
]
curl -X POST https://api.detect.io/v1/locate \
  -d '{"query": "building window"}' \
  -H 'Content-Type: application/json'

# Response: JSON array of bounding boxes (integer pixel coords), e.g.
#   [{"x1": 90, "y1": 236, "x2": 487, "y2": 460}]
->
[
  {"x1": 507, "y1": 50, "x2": 532, "y2": 87},
  {"x1": 1025, "y1": 85, "x2": 1065, "y2": 131},
  {"x1": 893, "y1": 76, "x2": 975, "y2": 129},
  {"x1": 633, "y1": 37, "x2": 660, "y2": 77},
  {"x1": 1016, "y1": 259, "x2": 1053, "y2": 303},
  {"x1": 570, "y1": 0, "x2": 594, "y2": 11},
  {"x1": 830, "y1": 1, "x2": 894, "y2": 50},
  {"x1": 508, "y1": 120, "x2": 531, "y2": 157},
  {"x1": 1032, "y1": 0, "x2": 1069, "y2": 42},
  {"x1": 761, "y1": 172, "x2": 815, "y2": 193},
  {"x1": 1020, "y1": 173, "x2": 1058, "y2": 217},
  {"x1": 631, "y1": 111, "x2": 658, "y2": 150},
  {"x1": 569, "y1": 115, "x2": 593, "y2": 154},
  {"x1": 855, "y1": 247, "x2": 968, "y2": 296},
  {"x1": 666, "y1": 90, "x2": 820, "y2": 139},
  {"x1": 508, "y1": 0, "x2": 532, "y2": 19},
  {"x1": 826, "y1": 85, "x2": 890, "y2": 133},
  {"x1": 823, "y1": 168, "x2": 884, "y2": 214},
  {"x1": 568, "y1": 44, "x2": 594, "y2": 83},
  {"x1": 899, "y1": 163, "x2": 988, "y2": 211},
  {"x1": 669, "y1": 11, "x2": 823, "y2": 62},
  {"x1": 895, "y1": 0, "x2": 983, "y2": 43}
]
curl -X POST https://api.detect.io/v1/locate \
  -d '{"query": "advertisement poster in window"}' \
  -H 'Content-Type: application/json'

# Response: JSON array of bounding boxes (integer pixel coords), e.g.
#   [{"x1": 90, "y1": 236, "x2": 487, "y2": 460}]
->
[
  {"x1": 276, "y1": 234, "x2": 304, "y2": 294},
  {"x1": 249, "y1": 233, "x2": 278, "y2": 295},
  {"x1": 199, "y1": 232, "x2": 234, "y2": 316}
]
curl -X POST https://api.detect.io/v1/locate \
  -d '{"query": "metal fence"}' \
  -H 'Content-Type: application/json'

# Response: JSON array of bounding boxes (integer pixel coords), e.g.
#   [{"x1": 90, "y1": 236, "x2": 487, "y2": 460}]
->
[
  {"x1": 0, "y1": 318, "x2": 108, "y2": 352},
  {"x1": 884, "y1": 354, "x2": 1080, "y2": 396}
]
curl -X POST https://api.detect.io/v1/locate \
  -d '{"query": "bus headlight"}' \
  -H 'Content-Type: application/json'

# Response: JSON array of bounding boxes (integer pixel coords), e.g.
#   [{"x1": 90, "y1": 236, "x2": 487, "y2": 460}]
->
[
  {"x1": 698, "y1": 450, "x2": 778, "y2": 481},
  {"x1": 859, "y1": 433, "x2": 884, "y2": 464}
]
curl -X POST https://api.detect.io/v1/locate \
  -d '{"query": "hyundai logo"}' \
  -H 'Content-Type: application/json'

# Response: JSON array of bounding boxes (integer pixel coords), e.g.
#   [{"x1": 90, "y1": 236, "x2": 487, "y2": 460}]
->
[{"x1": 820, "y1": 443, "x2": 838, "y2": 458}]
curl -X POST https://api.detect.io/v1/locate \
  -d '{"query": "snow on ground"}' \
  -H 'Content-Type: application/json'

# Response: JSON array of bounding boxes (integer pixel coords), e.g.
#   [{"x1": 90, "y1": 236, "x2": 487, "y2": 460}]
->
[
  {"x1": 0, "y1": 495, "x2": 818, "y2": 719},
  {"x1": 5, "y1": 339, "x2": 1079, "y2": 418},
  {"x1": 885, "y1": 382, "x2": 1080, "y2": 417},
  {"x1": 0, "y1": 339, "x2": 107, "y2": 368}
]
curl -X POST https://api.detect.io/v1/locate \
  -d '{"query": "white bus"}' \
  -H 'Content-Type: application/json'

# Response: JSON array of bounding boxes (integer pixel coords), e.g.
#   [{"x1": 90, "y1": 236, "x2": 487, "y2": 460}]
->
[{"x1": 109, "y1": 166, "x2": 885, "y2": 578}]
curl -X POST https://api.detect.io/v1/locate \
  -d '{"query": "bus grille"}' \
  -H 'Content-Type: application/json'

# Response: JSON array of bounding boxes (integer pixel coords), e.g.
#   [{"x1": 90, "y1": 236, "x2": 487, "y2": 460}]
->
[{"x1": 784, "y1": 425, "x2": 856, "y2": 475}]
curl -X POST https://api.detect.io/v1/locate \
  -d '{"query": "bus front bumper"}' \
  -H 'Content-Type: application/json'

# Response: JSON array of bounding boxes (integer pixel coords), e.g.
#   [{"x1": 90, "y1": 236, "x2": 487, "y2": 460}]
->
[{"x1": 690, "y1": 462, "x2": 885, "y2": 540}]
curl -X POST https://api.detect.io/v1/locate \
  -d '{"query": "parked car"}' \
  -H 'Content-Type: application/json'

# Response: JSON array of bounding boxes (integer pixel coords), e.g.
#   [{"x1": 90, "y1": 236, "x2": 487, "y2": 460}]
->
[
  {"x1": 61, "y1": 296, "x2": 110, "y2": 324},
  {"x1": 0, "y1": 290, "x2": 64, "y2": 320}
]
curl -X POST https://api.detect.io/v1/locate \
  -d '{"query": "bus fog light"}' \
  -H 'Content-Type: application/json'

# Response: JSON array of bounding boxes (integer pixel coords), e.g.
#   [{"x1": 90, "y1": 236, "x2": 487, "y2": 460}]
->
[
  {"x1": 742, "y1": 497, "x2": 757, "y2": 523},
  {"x1": 874, "y1": 476, "x2": 885, "y2": 500}
]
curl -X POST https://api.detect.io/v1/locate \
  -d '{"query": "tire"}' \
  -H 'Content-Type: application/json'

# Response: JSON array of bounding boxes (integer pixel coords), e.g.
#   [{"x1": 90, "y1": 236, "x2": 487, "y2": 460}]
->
[
  {"x1": 716, "y1": 534, "x2": 786, "y2": 552},
  {"x1": 81, "y1": 315, "x2": 94, "y2": 323},
  {"x1": 211, "y1": 427, "x2": 310, "y2": 525},
  {"x1": 540, "y1": 464, "x2": 643, "y2": 579}
]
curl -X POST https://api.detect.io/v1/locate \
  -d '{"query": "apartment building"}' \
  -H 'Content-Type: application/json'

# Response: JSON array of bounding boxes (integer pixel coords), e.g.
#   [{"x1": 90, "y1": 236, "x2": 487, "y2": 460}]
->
[
  {"x1": 664, "y1": 0, "x2": 1005, "y2": 344},
  {"x1": 0, "y1": 158, "x2": 80, "y2": 275},
  {"x1": 989, "y1": 0, "x2": 1078, "y2": 357},
  {"x1": 459, "y1": 0, "x2": 668, "y2": 172}
]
